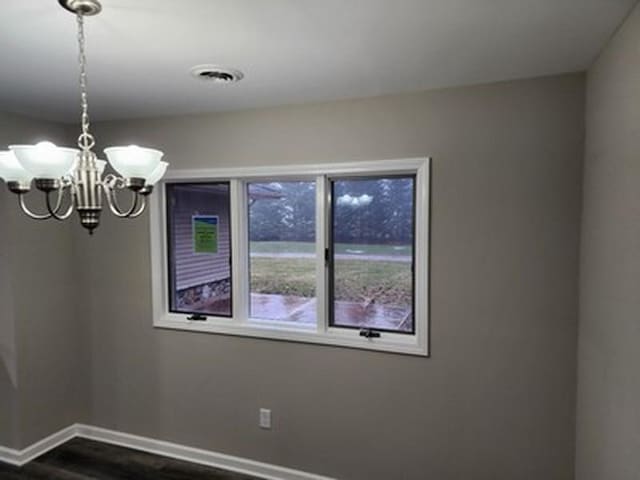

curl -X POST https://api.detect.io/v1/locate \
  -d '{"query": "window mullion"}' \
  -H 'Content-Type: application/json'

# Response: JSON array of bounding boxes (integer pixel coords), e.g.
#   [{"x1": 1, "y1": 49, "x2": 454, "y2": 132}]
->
[
  {"x1": 230, "y1": 179, "x2": 249, "y2": 323},
  {"x1": 315, "y1": 175, "x2": 328, "y2": 334}
]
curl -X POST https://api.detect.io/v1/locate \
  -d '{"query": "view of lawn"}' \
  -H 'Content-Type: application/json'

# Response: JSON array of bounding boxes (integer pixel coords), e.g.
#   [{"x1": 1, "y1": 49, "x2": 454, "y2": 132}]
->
[
  {"x1": 250, "y1": 241, "x2": 412, "y2": 257},
  {"x1": 250, "y1": 257, "x2": 316, "y2": 298},
  {"x1": 250, "y1": 257, "x2": 412, "y2": 305},
  {"x1": 333, "y1": 259, "x2": 412, "y2": 305},
  {"x1": 247, "y1": 177, "x2": 414, "y2": 322}
]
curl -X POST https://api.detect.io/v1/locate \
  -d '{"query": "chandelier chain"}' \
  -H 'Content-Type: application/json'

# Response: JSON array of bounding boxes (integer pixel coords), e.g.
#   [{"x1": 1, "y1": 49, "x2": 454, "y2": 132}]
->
[{"x1": 76, "y1": 13, "x2": 95, "y2": 151}]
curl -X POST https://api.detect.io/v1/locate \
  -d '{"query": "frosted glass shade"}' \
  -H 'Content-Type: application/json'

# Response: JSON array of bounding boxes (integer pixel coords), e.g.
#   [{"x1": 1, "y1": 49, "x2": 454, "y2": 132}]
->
[
  {"x1": 0, "y1": 150, "x2": 33, "y2": 183},
  {"x1": 104, "y1": 145, "x2": 163, "y2": 179},
  {"x1": 9, "y1": 142, "x2": 78, "y2": 179},
  {"x1": 145, "y1": 161, "x2": 168, "y2": 186},
  {"x1": 96, "y1": 159, "x2": 107, "y2": 175}
]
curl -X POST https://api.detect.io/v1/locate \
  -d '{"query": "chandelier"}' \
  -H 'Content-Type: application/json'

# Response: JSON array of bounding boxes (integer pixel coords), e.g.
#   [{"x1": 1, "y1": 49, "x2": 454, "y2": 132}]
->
[{"x1": 0, "y1": 0, "x2": 167, "y2": 234}]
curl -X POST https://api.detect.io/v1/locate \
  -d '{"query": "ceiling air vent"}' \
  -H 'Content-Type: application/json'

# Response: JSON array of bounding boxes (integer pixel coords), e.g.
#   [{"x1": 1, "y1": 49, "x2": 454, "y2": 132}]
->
[{"x1": 190, "y1": 65, "x2": 244, "y2": 84}]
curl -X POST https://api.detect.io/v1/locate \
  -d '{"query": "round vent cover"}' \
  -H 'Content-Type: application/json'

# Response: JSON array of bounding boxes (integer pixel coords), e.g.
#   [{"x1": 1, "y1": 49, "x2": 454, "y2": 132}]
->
[{"x1": 190, "y1": 65, "x2": 244, "y2": 84}]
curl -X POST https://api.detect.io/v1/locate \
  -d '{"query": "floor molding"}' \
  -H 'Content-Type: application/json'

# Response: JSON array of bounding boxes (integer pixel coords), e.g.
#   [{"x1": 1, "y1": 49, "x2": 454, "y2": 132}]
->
[
  {"x1": 0, "y1": 424, "x2": 77, "y2": 467},
  {"x1": 0, "y1": 424, "x2": 335, "y2": 480},
  {"x1": 0, "y1": 445, "x2": 21, "y2": 466}
]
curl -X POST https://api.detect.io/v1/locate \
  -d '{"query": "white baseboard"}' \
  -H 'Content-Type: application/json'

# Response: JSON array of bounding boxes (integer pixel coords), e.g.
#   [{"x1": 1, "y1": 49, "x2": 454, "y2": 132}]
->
[
  {"x1": 0, "y1": 445, "x2": 21, "y2": 466},
  {"x1": 0, "y1": 424, "x2": 77, "y2": 467},
  {"x1": 0, "y1": 423, "x2": 335, "y2": 480}
]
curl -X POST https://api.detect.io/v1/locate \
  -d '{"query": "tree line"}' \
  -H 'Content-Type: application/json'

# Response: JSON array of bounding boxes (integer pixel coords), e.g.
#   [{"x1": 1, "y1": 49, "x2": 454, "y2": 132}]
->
[{"x1": 249, "y1": 178, "x2": 414, "y2": 244}]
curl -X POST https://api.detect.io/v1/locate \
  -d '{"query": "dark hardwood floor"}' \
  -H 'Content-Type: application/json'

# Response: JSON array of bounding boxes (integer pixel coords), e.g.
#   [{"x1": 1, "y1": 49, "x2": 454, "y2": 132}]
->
[{"x1": 0, "y1": 438, "x2": 264, "y2": 479}]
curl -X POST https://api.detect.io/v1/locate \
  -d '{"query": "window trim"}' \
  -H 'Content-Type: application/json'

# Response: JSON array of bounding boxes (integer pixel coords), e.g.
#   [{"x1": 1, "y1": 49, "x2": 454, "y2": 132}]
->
[{"x1": 150, "y1": 157, "x2": 430, "y2": 356}]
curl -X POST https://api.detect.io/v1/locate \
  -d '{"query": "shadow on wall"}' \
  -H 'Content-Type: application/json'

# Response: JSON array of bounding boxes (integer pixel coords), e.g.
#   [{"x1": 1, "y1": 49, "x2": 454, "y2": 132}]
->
[
  {"x1": 0, "y1": 191, "x2": 18, "y2": 388},
  {"x1": 0, "y1": 352, "x2": 18, "y2": 448},
  {"x1": 0, "y1": 250, "x2": 18, "y2": 388},
  {"x1": 0, "y1": 345, "x2": 17, "y2": 388},
  {"x1": 0, "y1": 215, "x2": 18, "y2": 447},
  {"x1": 0, "y1": 158, "x2": 18, "y2": 449},
  {"x1": 0, "y1": 302, "x2": 18, "y2": 447}
]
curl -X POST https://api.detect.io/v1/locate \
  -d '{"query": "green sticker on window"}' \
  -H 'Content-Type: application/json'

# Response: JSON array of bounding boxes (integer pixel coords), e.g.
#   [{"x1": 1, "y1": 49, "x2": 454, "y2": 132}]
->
[{"x1": 193, "y1": 215, "x2": 218, "y2": 254}]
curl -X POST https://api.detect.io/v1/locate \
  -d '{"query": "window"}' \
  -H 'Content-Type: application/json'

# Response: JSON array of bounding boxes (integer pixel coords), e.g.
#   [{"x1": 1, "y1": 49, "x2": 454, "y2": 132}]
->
[
  {"x1": 329, "y1": 176, "x2": 415, "y2": 334},
  {"x1": 248, "y1": 181, "x2": 317, "y2": 325},
  {"x1": 151, "y1": 158, "x2": 430, "y2": 356},
  {"x1": 166, "y1": 182, "x2": 232, "y2": 317}
]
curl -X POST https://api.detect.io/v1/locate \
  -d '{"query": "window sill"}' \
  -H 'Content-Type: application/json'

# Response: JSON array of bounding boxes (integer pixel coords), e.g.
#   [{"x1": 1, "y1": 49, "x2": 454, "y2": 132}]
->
[{"x1": 153, "y1": 315, "x2": 429, "y2": 357}]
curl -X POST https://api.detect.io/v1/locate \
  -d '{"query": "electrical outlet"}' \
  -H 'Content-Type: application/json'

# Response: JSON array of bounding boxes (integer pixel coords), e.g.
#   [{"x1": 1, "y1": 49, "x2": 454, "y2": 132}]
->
[{"x1": 259, "y1": 408, "x2": 271, "y2": 429}]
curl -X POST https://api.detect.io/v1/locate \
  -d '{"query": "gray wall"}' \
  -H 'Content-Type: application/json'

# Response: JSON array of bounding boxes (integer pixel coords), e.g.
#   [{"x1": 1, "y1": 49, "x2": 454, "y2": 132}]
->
[
  {"x1": 0, "y1": 112, "x2": 89, "y2": 449},
  {"x1": 73, "y1": 73, "x2": 584, "y2": 479},
  {"x1": 576, "y1": 3, "x2": 640, "y2": 479},
  {"x1": 0, "y1": 181, "x2": 19, "y2": 448}
]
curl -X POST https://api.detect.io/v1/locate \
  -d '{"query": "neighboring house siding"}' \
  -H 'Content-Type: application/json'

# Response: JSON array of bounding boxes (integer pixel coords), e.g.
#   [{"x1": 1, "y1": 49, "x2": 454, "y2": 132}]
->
[{"x1": 171, "y1": 188, "x2": 231, "y2": 291}]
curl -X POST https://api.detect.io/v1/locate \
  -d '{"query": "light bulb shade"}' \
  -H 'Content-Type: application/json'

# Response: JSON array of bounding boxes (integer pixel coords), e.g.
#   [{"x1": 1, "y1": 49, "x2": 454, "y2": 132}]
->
[
  {"x1": 9, "y1": 142, "x2": 78, "y2": 179},
  {"x1": 104, "y1": 145, "x2": 163, "y2": 179},
  {"x1": 96, "y1": 159, "x2": 107, "y2": 176},
  {"x1": 0, "y1": 150, "x2": 33, "y2": 183},
  {"x1": 145, "y1": 161, "x2": 168, "y2": 186}
]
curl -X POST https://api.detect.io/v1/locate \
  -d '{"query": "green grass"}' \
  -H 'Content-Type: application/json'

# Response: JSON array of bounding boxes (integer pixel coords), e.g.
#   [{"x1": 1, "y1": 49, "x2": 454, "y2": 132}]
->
[
  {"x1": 334, "y1": 259, "x2": 412, "y2": 304},
  {"x1": 250, "y1": 257, "x2": 316, "y2": 297},
  {"x1": 250, "y1": 257, "x2": 412, "y2": 305},
  {"x1": 250, "y1": 241, "x2": 412, "y2": 256}
]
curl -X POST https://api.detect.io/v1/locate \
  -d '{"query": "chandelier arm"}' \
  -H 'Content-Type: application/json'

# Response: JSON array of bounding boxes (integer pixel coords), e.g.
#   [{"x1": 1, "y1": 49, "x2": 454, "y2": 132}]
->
[
  {"x1": 18, "y1": 194, "x2": 54, "y2": 220},
  {"x1": 45, "y1": 188, "x2": 75, "y2": 221},
  {"x1": 125, "y1": 195, "x2": 148, "y2": 219},
  {"x1": 104, "y1": 185, "x2": 141, "y2": 218},
  {"x1": 103, "y1": 174, "x2": 125, "y2": 190},
  {"x1": 47, "y1": 181, "x2": 70, "y2": 215}
]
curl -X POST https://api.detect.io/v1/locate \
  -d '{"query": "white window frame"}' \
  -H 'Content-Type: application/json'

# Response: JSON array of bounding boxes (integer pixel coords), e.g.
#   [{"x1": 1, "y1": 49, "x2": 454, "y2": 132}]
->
[{"x1": 150, "y1": 157, "x2": 430, "y2": 356}]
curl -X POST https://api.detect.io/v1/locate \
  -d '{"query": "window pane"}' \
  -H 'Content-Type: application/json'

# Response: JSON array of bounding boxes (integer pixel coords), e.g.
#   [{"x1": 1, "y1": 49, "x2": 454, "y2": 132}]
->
[
  {"x1": 330, "y1": 176, "x2": 415, "y2": 333},
  {"x1": 166, "y1": 182, "x2": 232, "y2": 317},
  {"x1": 248, "y1": 181, "x2": 316, "y2": 325}
]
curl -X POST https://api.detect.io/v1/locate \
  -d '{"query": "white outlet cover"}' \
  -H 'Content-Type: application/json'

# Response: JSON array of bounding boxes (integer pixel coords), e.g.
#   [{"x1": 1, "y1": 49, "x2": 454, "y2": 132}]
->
[{"x1": 259, "y1": 408, "x2": 271, "y2": 429}]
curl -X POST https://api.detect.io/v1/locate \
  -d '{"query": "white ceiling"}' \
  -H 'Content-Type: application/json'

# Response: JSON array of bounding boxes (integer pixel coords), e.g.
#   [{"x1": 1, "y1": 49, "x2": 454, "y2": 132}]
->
[{"x1": 0, "y1": 0, "x2": 636, "y2": 122}]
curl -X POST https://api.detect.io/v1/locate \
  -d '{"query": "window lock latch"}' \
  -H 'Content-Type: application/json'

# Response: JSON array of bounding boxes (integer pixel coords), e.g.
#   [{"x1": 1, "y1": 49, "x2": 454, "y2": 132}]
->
[
  {"x1": 187, "y1": 314, "x2": 207, "y2": 321},
  {"x1": 359, "y1": 328, "x2": 381, "y2": 339}
]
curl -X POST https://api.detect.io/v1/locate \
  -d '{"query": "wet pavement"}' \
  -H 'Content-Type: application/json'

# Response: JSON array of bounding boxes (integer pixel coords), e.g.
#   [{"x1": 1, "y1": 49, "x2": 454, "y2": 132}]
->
[
  {"x1": 250, "y1": 294, "x2": 317, "y2": 324},
  {"x1": 250, "y1": 293, "x2": 412, "y2": 332}
]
